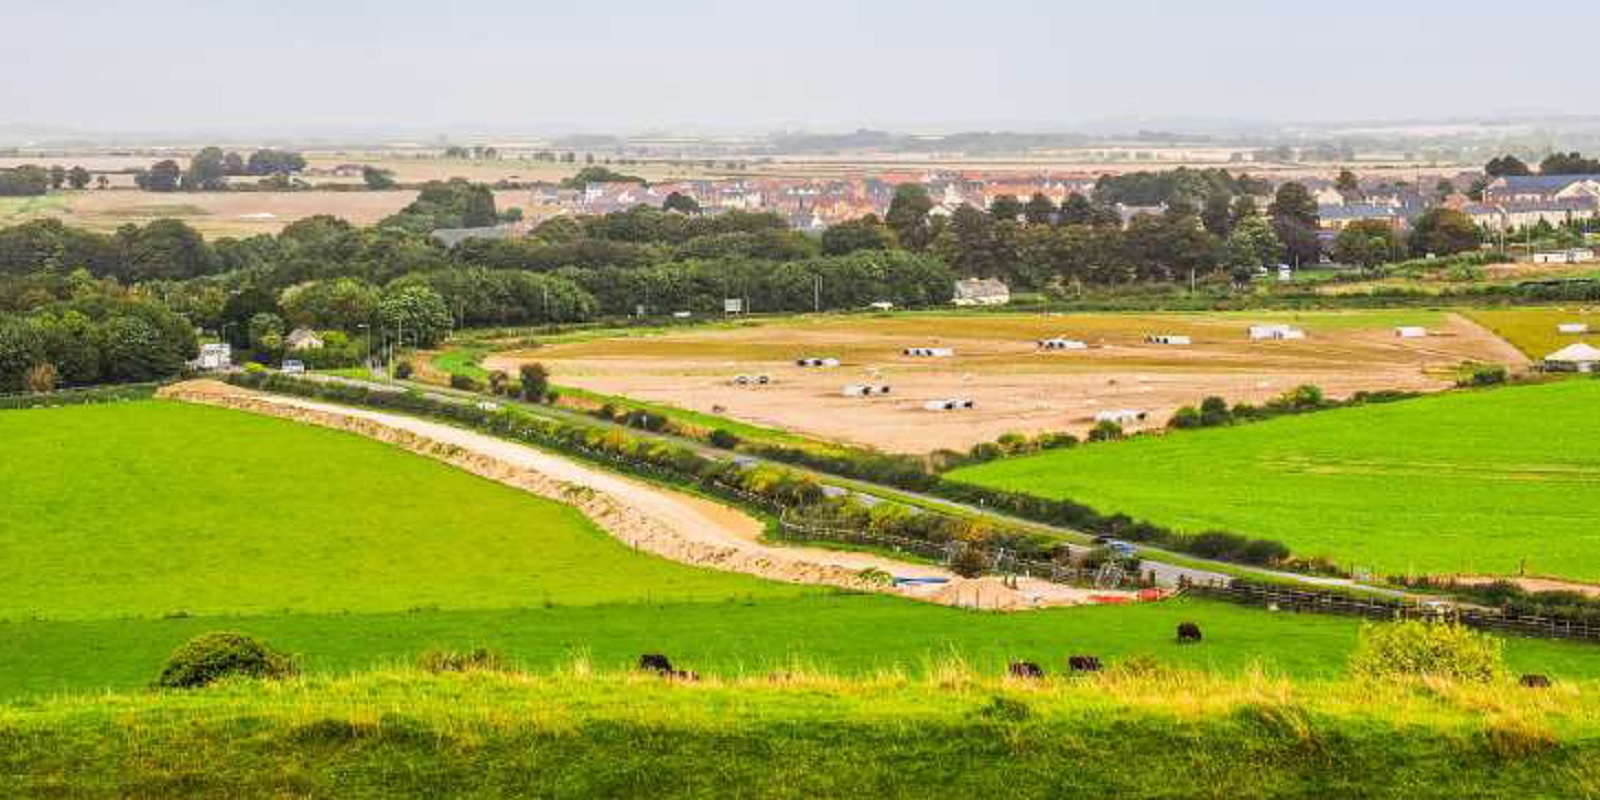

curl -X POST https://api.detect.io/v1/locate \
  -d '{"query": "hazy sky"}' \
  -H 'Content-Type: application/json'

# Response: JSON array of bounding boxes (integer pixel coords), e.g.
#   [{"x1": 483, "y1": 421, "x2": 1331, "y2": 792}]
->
[{"x1": 3, "y1": 0, "x2": 1595, "y2": 135}]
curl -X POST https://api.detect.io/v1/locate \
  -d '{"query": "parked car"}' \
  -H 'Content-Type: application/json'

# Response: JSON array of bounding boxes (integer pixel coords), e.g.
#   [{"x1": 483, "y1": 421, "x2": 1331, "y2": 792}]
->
[{"x1": 281, "y1": 360, "x2": 305, "y2": 374}]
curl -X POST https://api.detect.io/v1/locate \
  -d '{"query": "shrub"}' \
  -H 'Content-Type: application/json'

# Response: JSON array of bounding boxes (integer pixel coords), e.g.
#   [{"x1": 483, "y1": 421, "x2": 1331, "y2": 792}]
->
[
  {"x1": 949, "y1": 542, "x2": 990, "y2": 578},
  {"x1": 1087, "y1": 420, "x2": 1123, "y2": 442},
  {"x1": 243, "y1": 362, "x2": 268, "y2": 374},
  {"x1": 394, "y1": 360, "x2": 414, "y2": 379},
  {"x1": 1460, "y1": 363, "x2": 1509, "y2": 387},
  {"x1": 417, "y1": 647, "x2": 509, "y2": 673},
  {"x1": 449, "y1": 373, "x2": 479, "y2": 390},
  {"x1": 1348, "y1": 621, "x2": 1503, "y2": 683},
  {"x1": 1168, "y1": 406, "x2": 1202, "y2": 429},
  {"x1": 24, "y1": 362, "x2": 58, "y2": 393},
  {"x1": 708, "y1": 428, "x2": 741, "y2": 449},
  {"x1": 1199, "y1": 395, "x2": 1232, "y2": 426},
  {"x1": 519, "y1": 362, "x2": 549, "y2": 402},
  {"x1": 486, "y1": 370, "x2": 509, "y2": 395},
  {"x1": 154, "y1": 631, "x2": 298, "y2": 689}
]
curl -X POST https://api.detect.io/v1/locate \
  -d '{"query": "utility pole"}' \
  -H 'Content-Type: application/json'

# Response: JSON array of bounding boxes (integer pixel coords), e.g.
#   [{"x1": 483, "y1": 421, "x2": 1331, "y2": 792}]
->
[{"x1": 813, "y1": 274, "x2": 821, "y2": 313}]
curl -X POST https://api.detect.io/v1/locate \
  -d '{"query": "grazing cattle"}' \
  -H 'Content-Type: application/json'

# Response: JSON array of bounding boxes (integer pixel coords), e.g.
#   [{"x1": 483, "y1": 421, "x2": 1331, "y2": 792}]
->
[
  {"x1": 1176, "y1": 622, "x2": 1203, "y2": 643},
  {"x1": 1068, "y1": 655, "x2": 1103, "y2": 673},
  {"x1": 670, "y1": 670, "x2": 701, "y2": 682},
  {"x1": 1520, "y1": 673, "x2": 1552, "y2": 689},
  {"x1": 638, "y1": 654, "x2": 674, "y2": 674},
  {"x1": 1008, "y1": 661, "x2": 1045, "y2": 679}
]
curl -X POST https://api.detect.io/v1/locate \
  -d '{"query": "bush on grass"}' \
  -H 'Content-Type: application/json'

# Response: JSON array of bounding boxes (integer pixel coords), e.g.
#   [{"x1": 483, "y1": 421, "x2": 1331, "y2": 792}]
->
[
  {"x1": 1348, "y1": 621, "x2": 1503, "y2": 683},
  {"x1": 154, "y1": 631, "x2": 298, "y2": 689}
]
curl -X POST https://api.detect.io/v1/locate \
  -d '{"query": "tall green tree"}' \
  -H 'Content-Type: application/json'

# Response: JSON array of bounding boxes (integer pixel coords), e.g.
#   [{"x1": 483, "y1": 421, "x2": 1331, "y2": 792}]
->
[
  {"x1": 1267, "y1": 182, "x2": 1321, "y2": 266},
  {"x1": 1023, "y1": 193, "x2": 1056, "y2": 225},
  {"x1": 884, "y1": 184, "x2": 934, "y2": 251},
  {"x1": 1409, "y1": 208, "x2": 1481, "y2": 257},
  {"x1": 1331, "y1": 220, "x2": 1398, "y2": 269},
  {"x1": 987, "y1": 194, "x2": 1023, "y2": 223}
]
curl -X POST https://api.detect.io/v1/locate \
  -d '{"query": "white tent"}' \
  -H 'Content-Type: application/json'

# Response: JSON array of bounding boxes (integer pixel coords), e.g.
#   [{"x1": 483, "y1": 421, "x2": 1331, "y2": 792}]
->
[
  {"x1": 1395, "y1": 326, "x2": 1427, "y2": 338},
  {"x1": 1039, "y1": 338, "x2": 1088, "y2": 350},
  {"x1": 1095, "y1": 409, "x2": 1147, "y2": 425},
  {"x1": 1248, "y1": 324, "x2": 1306, "y2": 341},
  {"x1": 1545, "y1": 342, "x2": 1600, "y2": 373},
  {"x1": 1558, "y1": 323, "x2": 1590, "y2": 335}
]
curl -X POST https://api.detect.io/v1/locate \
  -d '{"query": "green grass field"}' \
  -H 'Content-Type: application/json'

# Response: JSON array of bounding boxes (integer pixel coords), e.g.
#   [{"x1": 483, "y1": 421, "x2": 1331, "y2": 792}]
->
[
  {"x1": 0, "y1": 401, "x2": 808, "y2": 622},
  {"x1": 4, "y1": 399, "x2": 1598, "y2": 702},
  {"x1": 950, "y1": 379, "x2": 1600, "y2": 581},
  {"x1": 6, "y1": 669, "x2": 1600, "y2": 798}
]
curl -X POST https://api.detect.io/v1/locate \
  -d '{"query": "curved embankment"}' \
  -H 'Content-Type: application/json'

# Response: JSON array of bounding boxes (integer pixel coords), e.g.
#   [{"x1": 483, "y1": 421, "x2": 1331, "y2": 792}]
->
[{"x1": 159, "y1": 380, "x2": 1123, "y2": 610}]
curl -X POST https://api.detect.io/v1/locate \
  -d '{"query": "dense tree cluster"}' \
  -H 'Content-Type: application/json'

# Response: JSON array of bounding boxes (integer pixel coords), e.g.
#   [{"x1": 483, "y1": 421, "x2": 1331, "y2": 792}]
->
[{"x1": 0, "y1": 288, "x2": 197, "y2": 392}]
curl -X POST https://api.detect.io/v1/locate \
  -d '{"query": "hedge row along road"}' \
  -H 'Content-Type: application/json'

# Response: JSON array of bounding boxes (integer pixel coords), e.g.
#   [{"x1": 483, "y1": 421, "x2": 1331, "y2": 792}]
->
[
  {"x1": 290, "y1": 371, "x2": 1419, "y2": 597},
  {"x1": 161, "y1": 380, "x2": 1127, "y2": 610}
]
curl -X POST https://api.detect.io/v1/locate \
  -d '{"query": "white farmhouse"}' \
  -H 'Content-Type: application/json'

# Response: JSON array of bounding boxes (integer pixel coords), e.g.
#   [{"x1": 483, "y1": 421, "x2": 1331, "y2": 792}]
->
[{"x1": 952, "y1": 278, "x2": 1011, "y2": 307}]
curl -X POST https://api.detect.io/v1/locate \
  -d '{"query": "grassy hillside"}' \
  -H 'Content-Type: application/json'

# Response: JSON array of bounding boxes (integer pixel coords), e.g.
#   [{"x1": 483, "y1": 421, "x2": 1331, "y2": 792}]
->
[
  {"x1": 4, "y1": 399, "x2": 1596, "y2": 701},
  {"x1": 5, "y1": 668, "x2": 1600, "y2": 798},
  {"x1": 950, "y1": 380, "x2": 1600, "y2": 581},
  {"x1": 0, "y1": 401, "x2": 808, "y2": 621}
]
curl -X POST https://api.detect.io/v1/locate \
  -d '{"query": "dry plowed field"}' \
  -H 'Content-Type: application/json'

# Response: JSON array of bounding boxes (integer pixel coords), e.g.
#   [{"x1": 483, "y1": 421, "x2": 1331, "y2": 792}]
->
[{"x1": 491, "y1": 311, "x2": 1525, "y2": 453}]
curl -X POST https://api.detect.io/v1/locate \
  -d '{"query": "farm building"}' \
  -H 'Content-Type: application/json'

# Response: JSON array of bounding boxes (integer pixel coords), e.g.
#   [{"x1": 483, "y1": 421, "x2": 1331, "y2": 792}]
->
[
  {"x1": 903, "y1": 347, "x2": 955, "y2": 357},
  {"x1": 1545, "y1": 343, "x2": 1600, "y2": 373},
  {"x1": 841, "y1": 384, "x2": 892, "y2": 397},
  {"x1": 1558, "y1": 323, "x2": 1590, "y2": 335},
  {"x1": 1533, "y1": 249, "x2": 1596, "y2": 265},
  {"x1": 952, "y1": 278, "x2": 1012, "y2": 306},
  {"x1": 195, "y1": 343, "x2": 232, "y2": 371},
  {"x1": 795, "y1": 357, "x2": 841, "y2": 367},
  {"x1": 1248, "y1": 324, "x2": 1306, "y2": 341},
  {"x1": 1094, "y1": 409, "x2": 1148, "y2": 425},
  {"x1": 1395, "y1": 326, "x2": 1428, "y2": 338},
  {"x1": 1144, "y1": 334, "x2": 1192, "y2": 345},
  {"x1": 1038, "y1": 338, "x2": 1088, "y2": 350},
  {"x1": 286, "y1": 328, "x2": 325, "y2": 351},
  {"x1": 924, "y1": 398, "x2": 976, "y2": 411},
  {"x1": 868, "y1": 301, "x2": 895, "y2": 311}
]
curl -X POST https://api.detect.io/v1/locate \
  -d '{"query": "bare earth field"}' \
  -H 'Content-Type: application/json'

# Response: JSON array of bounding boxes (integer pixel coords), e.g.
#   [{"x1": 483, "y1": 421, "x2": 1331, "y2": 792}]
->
[
  {"x1": 0, "y1": 188, "x2": 531, "y2": 236},
  {"x1": 489, "y1": 310, "x2": 1527, "y2": 454}
]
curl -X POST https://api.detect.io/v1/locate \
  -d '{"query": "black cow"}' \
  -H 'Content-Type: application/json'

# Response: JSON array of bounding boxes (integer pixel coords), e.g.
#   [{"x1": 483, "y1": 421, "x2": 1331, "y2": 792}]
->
[
  {"x1": 1520, "y1": 673, "x2": 1552, "y2": 689},
  {"x1": 1068, "y1": 655, "x2": 1103, "y2": 673},
  {"x1": 1008, "y1": 661, "x2": 1045, "y2": 679},
  {"x1": 638, "y1": 654, "x2": 674, "y2": 674},
  {"x1": 1176, "y1": 622, "x2": 1203, "y2": 643},
  {"x1": 670, "y1": 670, "x2": 701, "y2": 682}
]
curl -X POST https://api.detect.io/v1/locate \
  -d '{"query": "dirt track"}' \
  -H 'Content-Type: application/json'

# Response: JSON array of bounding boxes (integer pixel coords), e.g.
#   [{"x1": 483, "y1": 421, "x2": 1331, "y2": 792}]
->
[{"x1": 158, "y1": 380, "x2": 1123, "y2": 611}]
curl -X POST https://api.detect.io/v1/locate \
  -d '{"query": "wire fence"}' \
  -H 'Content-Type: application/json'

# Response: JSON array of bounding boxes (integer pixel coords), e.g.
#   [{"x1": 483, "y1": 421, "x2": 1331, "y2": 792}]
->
[{"x1": 1187, "y1": 579, "x2": 1600, "y2": 643}]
